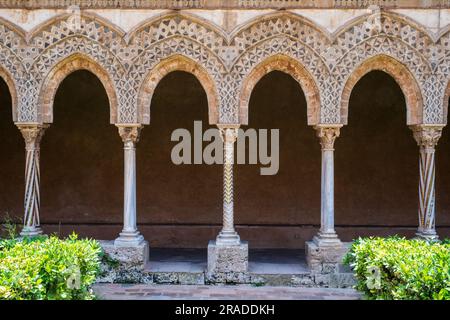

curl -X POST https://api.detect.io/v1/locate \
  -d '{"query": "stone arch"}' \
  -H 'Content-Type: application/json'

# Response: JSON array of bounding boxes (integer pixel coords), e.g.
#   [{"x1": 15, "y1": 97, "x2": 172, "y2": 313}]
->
[
  {"x1": 238, "y1": 54, "x2": 321, "y2": 125},
  {"x1": 0, "y1": 65, "x2": 18, "y2": 121},
  {"x1": 38, "y1": 54, "x2": 119, "y2": 124},
  {"x1": 138, "y1": 55, "x2": 220, "y2": 124},
  {"x1": 340, "y1": 54, "x2": 423, "y2": 125}
]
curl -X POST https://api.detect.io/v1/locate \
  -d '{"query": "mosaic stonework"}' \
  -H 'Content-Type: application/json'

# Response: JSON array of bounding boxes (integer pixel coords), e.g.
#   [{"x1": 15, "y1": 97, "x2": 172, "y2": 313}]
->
[{"x1": 0, "y1": 10, "x2": 448, "y2": 126}]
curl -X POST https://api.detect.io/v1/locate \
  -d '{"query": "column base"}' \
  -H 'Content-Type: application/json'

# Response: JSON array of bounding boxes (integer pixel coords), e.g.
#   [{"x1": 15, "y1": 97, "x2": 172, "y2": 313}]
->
[
  {"x1": 312, "y1": 232, "x2": 342, "y2": 247},
  {"x1": 20, "y1": 226, "x2": 43, "y2": 237},
  {"x1": 114, "y1": 231, "x2": 144, "y2": 247},
  {"x1": 98, "y1": 240, "x2": 149, "y2": 283},
  {"x1": 215, "y1": 230, "x2": 241, "y2": 246},
  {"x1": 306, "y1": 237, "x2": 347, "y2": 274},
  {"x1": 207, "y1": 240, "x2": 248, "y2": 274},
  {"x1": 415, "y1": 229, "x2": 439, "y2": 241}
]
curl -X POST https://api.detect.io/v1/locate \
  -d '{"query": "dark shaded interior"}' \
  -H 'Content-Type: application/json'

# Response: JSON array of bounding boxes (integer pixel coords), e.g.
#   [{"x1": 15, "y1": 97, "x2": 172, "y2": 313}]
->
[
  {"x1": 436, "y1": 98, "x2": 450, "y2": 228},
  {"x1": 40, "y1": 71, "x2": 123, "y2": 228},
  {"x1": 137, "y1": 71, "x2": 222, "y2": 225},
  {"x1": 0, "y1": 78, "x2": 23, "y2": 226},
  {"x1": 335, "y1": 71, "x2": 419, "y2": 236},
  {"x1": 235, "y1": 71, "x2": 320, "y2": 226},
  {"x1": 0, "y1": 70, "x2": 449, "y2": 245}
]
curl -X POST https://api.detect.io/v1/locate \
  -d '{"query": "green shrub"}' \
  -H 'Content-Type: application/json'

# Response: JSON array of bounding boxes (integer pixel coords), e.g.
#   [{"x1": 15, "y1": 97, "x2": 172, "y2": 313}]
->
[
  {"x1": 344, "y1": 236, "x2": 450, "y2": 300},
  {"x1": 0, "y1": 233, "x2": 101, "y2": 300}
]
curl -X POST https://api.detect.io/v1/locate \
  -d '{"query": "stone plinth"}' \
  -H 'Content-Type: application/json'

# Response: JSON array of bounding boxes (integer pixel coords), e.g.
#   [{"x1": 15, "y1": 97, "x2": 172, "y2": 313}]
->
[
  {"x1": 100, "y1": 240, "x2": 149, "y2": 267},
  {"x1": 97, "y1": 240, "x2": 149, "y2": 283},
  {"x1": 306, "y1": 240, "x2": 349, "y2": 274},
  {"x1": 206, "y1": 240, "x2": 248, "y2": 283}
]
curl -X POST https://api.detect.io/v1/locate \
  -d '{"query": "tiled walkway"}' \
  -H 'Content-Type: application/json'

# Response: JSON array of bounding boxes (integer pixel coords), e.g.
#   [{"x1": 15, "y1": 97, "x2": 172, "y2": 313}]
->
[{"x1": 93, "y1": 284, "x2": 362, "y2": 300}]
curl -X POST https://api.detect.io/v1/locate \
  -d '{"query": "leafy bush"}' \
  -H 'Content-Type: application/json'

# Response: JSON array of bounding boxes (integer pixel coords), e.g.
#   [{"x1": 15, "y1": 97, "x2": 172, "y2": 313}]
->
[
  {"x1": 0, "y1": 233, "x2": 101, "y2": 300},
  {"x1": 344, "y1": 236, "x2": 450, "y2": 300}
]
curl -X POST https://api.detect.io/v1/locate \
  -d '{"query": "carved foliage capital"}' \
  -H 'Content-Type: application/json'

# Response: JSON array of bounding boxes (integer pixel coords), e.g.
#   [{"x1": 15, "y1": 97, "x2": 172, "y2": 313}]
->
[
  {"x1": 410, "y1": 125, "x2": 443, "y2": 151},
  {"x1": 17, "y1": 124, "x2": 49, "y2": 150},
  {"x1": 315, "y1": 126, "x2": 341, "y2": 150},
  {"x1": 117, "y1": 125, "x2": 142, "y2": 145},
  {"x1": 218, "y1": 125, "x2": 239, "y2": 144}
]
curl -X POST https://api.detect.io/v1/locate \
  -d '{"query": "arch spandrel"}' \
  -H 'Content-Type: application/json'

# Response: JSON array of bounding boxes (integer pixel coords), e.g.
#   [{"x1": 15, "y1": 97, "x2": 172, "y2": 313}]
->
[
  {"x1": 238, "y1": 54, "x2": 321, "y2": 126},
  {"x1": 340, "y1": 54, "x2": 423, "y2": 126},
  {"x1": 38, "y1": 54, "x2": 119, "y2": 124},
  {"x1": 138, "y1": 55, "x2": 220, "y2": 125}
]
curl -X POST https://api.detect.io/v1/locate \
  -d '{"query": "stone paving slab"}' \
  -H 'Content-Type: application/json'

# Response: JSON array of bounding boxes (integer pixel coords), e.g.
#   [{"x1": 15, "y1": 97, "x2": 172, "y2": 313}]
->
[{"x1": 93, "y1": 284, "x2": 362, "y2": 300}]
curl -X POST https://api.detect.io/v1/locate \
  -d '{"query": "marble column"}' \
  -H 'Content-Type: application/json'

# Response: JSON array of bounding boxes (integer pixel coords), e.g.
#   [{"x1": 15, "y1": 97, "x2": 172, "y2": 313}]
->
[
  {"x1": 216, "y1": 125, "x2": 241, "y2": 245},
  {"x1": 207, "y1": 125, "x2": 248, "y2": 278},
  {"x1": 306, "y1": 125, "x2": 344, "y2": 273},
  {"x1": 115, "y1": 124, "x2": 144, "y2": 247},
  {"x1": 17, "y1": 124, "x2": 48, "y2": 237},
  {"x1": 313, "y1": 125, "x2": 342, "y2": 246},
  {"x1": 410, "y1": 125, "x2": 443, "y2": 241}
]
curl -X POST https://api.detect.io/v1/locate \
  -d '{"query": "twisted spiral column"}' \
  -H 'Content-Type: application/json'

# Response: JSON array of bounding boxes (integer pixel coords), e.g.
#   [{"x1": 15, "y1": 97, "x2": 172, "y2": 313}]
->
[
  {"x1": 216, "y1": 125, "x2": 240, "y2": 246},
  {"x1": 17, "y1": 124, "x2": 48, "y2": 237},
  {"x1": 411, "y1": 125, "x2": 443, "y2": 241},
  {"x1": 115, "y1": 124, "x2": 144, "y2": 247},
  {"x1": 313, "y1": 125, "x2": 342, "y2": 246}
]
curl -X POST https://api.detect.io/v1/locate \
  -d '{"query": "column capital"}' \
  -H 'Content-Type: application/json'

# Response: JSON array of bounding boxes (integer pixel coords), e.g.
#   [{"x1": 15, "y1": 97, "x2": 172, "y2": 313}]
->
[
  {"x1": 314, "y1": 125, "x2": 342, "y2": 151},
  {"x1": 217, "y1": 124, "x2": 240, "y2": 143},
  {"x1": 410, "y1": 125, "x2": 444, "y2": 151},
  {"x1": 16, "y1": 123, "x2": 49, "y2": 150},
  {"x1": 116, "y1": 124, "x2": 142, "y2": 144}
]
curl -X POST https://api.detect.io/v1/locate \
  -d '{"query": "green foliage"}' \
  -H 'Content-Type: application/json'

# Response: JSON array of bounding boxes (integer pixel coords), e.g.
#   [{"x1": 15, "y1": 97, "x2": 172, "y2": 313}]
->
[
  {"x1": 0, "y1": 233, "x2": 101, "y2": 300},
  {"x1": 1, "y1": 213, "x2": 19, "y2": 240},
  {"x1": 344, "y1": 236, "x2": 450, "y2": 300},
  {"x1": 98, "y1": 250, "x2": 120, "y2": 269}
]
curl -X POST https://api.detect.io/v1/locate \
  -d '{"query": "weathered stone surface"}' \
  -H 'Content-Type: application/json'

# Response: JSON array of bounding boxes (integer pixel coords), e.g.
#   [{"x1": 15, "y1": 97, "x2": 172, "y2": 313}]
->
[
  {"x1": 306, "y1": 241, "x2": 350, "y2": 273},
  {"x1": 178, "y1": 273, "x2": 205, "y2": 285},
  {"x1": 207, "y1": 240, "x2": 248, "y2": 274},
  {"x1": 97, "y1": 240, "x2": 150, "y2": 283},
  {"x1": 205, "y1": 272, "x2": 252, "y2": 285},
  {"x1": 329, "y1": 273, "x2": 357, "y2": 289},
  {"x1": 100, "y1": 240, "x2": 149, "y2": 269},
  {"x1": 291, "y1": 274, "x2": 316, "y2": 287},
  {"x1": 153, "y1": 272, "x2": 179, "y2": 284},
  {"x1": 314, "y1": 274, "x2": 331, "y2": 287}
]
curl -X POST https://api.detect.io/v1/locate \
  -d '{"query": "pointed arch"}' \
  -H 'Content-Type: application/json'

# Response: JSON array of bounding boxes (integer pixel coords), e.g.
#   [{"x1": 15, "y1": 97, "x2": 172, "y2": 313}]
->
[
  {"x1": 340, "y1": 54, "x2": 423, "y2": 125},
  {"x1": 38, "y1": 54, "x2": 119, "y2": 124},
  {"x1": 138, "y1": 54, "x2": 219, "y2": 124},
  {"x1": 0, "y1": 66, "x2": 18, "y2": 122},
  {"x1": 238, "y1": 54, "x2": 321, "y2": 125}
]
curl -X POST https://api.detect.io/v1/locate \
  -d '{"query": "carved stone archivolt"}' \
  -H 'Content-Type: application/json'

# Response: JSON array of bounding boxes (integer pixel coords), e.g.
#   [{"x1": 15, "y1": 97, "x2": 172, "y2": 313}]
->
[{"x1": 0, "y1": 11, "x2": 449, "y2": 126}]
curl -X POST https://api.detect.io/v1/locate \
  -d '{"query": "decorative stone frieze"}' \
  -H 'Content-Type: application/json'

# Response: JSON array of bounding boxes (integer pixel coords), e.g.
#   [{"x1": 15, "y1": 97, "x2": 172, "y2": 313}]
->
[
  {"x1": 0, "y1": 10, "x2": 447, "y2": 125},
  {"x1": 0, "y1": 0, "x2": 444, "y2": 9}
]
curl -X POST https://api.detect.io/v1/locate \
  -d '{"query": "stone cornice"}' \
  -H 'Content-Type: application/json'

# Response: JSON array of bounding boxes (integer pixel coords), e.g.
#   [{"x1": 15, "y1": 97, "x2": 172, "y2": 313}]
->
[{"x1": 0, "y1": 0, "x2": 449, "y2": 9}]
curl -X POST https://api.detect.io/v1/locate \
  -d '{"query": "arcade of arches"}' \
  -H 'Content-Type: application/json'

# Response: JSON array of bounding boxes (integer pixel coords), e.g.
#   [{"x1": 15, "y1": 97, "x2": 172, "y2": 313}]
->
[{"x1": 0, "y1": 3, "x2": 450, "y2": 280}]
